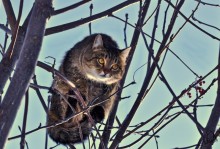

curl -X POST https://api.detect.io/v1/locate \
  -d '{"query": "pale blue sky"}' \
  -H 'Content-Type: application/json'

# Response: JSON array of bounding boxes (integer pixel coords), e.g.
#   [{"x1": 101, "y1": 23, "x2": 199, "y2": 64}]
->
[{"x1": 1, "y1": 0, "x2": 220, "y2": 149}]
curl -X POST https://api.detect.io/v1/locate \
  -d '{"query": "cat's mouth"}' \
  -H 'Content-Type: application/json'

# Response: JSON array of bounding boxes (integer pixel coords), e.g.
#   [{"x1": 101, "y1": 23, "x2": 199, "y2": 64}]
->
[
  {"x1": 86, "y1": 71, "x2": 115, "y2": 84},
  {"x1": 99, "y1": 71, "x2": 111, "y2": 78}
]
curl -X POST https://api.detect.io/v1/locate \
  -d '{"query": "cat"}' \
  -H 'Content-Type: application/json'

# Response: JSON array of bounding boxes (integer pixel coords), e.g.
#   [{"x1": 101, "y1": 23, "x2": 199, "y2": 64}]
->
[{"x1": 47, "y1": 33, "x2": 131, "y2": 146}]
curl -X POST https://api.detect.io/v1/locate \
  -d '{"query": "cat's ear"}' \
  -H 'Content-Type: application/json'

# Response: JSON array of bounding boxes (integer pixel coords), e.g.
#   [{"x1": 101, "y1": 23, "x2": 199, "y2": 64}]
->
[
  {"x1": 92, "y1": 34, "x2": 103, "y2": 49},
  {"x1": 120, "y1": 47, "x2": 131, "y2": 59}
]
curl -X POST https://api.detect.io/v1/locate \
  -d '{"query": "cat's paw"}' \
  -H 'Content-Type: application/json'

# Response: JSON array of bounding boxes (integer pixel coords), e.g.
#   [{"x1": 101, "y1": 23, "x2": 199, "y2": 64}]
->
[{"x1": 90, "y1": 106, "x2": 105, "y2": 123}]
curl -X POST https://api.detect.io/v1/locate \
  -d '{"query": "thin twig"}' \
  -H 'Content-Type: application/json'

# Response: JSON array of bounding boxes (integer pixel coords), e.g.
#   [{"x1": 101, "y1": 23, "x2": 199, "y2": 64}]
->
[
  {"x1": 88, "y1": 4, "x2": 93, "y2": 35},
  {"x1": 147, "y1": 0, "x2": 161, "y2": 76},
  {"x1": 192, "y1": 15, "x2": 220, "y2": 32},
  {"x1": 44, "y1": 96, "x2": 50, "y2": 149},
  {"x1": 164, "y1": 0, "x2": 220, "y2": 41},
  {"x1": 141, "y1": 29, "x2": 204, "y2": 133},
  {"x1": 32, "y1": 76, "x2": 49, "y2": 113},
  {"x1": 162, "y1": 1, "x2": 170, "y2": 37},
  {"x1": 20, "y1": 89, "x2": 29, "y2": 149},
  {"x1": 0, "y1": 23, "x2": 12, "y2": 35},
  {"x1": 168, "y1": 49, "x2": 199, "y2": 77},
  {"x1": 194, "y1": 0, "x2": 220, "y2": 7},
  {"x1": 45, "y1": 0, "x2": 141, "y2": 35},
  {"x1": 0, "y1": 44, "x2": 4, "y2": 56},
  {"x1": 122, "y1": 74, "x2": 217, "y2": 148},
  {"x1": 142, "y1": 3, "x2": 160, "y2": 26},
  {"x1": 123, "y1": 13, "x2": 128, "y2": 47},
  {"x1": 3, "y1": 20, "x2": 9, "y2": 55},
  {"x1": 52, "y1": 0, "x2": 91, "y2": 15}
]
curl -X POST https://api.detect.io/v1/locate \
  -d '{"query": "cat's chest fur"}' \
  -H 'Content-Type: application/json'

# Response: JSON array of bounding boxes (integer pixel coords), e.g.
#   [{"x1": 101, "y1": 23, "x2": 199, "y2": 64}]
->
[{"x1": 53, "y1": 65, "x2": 115, "y2": 104}]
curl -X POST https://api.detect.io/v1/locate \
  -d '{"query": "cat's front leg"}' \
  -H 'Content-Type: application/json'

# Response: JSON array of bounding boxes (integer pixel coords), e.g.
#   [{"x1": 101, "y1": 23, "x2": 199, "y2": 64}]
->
[{"x1": 90, "y1": 92, "x2": 117, "y2": 123}]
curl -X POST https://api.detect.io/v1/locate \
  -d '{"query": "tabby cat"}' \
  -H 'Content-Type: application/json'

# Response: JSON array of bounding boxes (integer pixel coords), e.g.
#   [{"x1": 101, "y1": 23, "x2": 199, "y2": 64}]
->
[{"x1": 47, "y1": 33, "x2": 131, "y2": 145}]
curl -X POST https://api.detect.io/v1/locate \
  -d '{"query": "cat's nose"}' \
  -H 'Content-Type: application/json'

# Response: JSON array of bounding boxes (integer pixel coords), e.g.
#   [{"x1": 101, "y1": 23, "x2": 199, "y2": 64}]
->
[
  {"x1": 100, "y1": 69, "x2": 110, "y2": 77},
  {"x1": 103, "y1": 68, "x2": 110, "y2": 74}
]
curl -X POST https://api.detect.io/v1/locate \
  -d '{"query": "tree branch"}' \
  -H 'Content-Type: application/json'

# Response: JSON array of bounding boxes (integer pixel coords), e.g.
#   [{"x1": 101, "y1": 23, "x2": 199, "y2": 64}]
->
[
  {"x1": 0, "y1": 24, "x2": 12, "y2": 35},
  {"x1": 52, "y1": 0, "x2": 91, "y2": 16},
  {"x1": 200, "y1": 43, "x2": 220, "y2": 148},
  {"x1": 164, "y1": 0, "x2": 220, "y2": 41},
  {"x1": 109, "y1": 1, "x2": 152, "y2": 148},
  {"x1": 2, "y1": 0, "x2": 16, "y2": 33},
  {"x1": 0, "y1": 0, "x2": 53, "y2": 148},
  {"x1": 20, "y1": 90, "x2": 29, "y2": 149},
  {"x1": 45, "y1": 0, "x2": 141, "y2": 35}
]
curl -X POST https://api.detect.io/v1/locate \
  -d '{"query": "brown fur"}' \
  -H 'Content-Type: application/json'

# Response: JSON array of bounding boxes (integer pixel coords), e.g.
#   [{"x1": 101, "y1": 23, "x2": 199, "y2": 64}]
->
[{"x1": 47, "y1": 33, "x2": 130, "y2": 145}]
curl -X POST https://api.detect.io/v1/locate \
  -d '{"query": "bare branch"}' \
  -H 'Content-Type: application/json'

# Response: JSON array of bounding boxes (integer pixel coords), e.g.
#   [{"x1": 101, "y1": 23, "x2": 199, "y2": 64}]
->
[
  {"x1": 31, "y1": 75, "x2": 48, "y2": 113},
  {"x1": 0, "y1": 27, "x2": 24, "y2": 97},
  {"x1": 122, "y1": 76, "x2": 217, "y2": 147},
  {"x1": 6, "y1": 0, "x2": 24, "y2": 61},
  {"x1": 88, "y1": 3, "x2": 93, "y2": 35},
  {"x1": 45, "y1": 0, "x2": 141, "y2": 35},
  {"x1": 2, "y1": 0, "x2": 16, "y2": 33},
  {"x1": 200, "y1": 43, "x2": 220, "y2": 148},
  {"x1": 109, "y1": 1, "x2": 152, "y2": 148},
  {"x1": 192, "y1": 15, "x2": 220, "y2": 32},
  {"x1": 0, "y1": 24, "x2": 11, "y2": 35},
  {"x1": 194, "y1": 0, "x2": 220, "y2": 7},
  {"x1": 0, "y1": 0, "x2": 53, "y2": 148},
  {"x1": 123, "y1": 13, "x2": 128, "y2": 48},
  {"x1": 52, "y1": 0, "x2": 91, "y2": 16},
  {"x1": 164, "y1": 0, "x2": 220, "y2": 41},
  {"x1": 20, "y1": 90, "x2": 29, "y2": 149}
]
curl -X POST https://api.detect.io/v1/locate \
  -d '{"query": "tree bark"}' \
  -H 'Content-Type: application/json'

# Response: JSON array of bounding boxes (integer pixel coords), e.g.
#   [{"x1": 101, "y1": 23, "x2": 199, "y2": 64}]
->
[
  {"x1": 0, "y1": 29, "x2": 24, "y2": 94},
  {"x1": 0, "y1": 0, "x2": 53, "y2": 148},
  {"x1": 200, "y1": 45, "x2": 220, "y2": 149}
]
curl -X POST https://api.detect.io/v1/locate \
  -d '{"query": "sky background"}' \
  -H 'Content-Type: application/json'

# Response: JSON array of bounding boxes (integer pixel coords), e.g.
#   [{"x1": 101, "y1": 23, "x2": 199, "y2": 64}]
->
[{"x1": 1, "y1": 0, "x2": 220, "y2": 149}]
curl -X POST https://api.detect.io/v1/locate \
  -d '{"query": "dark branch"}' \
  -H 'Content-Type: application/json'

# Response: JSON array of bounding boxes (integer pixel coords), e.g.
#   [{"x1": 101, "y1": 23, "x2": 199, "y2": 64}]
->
[
  {"x1": 2, "y1": 0, "x2": 16, "y2": 33},
  {"x1": 52, "y1": 0, "x2": 91, "y2": 15},
  {"x1": 20, "y1": 90, "x2": 29, "y2": 149},
  {"x1": 0, "y1": 0, "x2": 53, "y2": 148},
  {"x1": 200, "y1": 44, "x2": 220, "y2": 148},
  {"x1": 109, "y1": 1, "x2": 152, "y2": 148},
  {"x1": 164, "y1": 0, "x2": 220, "y2": 41},
  {"x1": 45, "y1": 0, "x2": 141, "y2": 35},
  {"x1": 0, "y1": 24, "x2": 12, "y2": 35}
]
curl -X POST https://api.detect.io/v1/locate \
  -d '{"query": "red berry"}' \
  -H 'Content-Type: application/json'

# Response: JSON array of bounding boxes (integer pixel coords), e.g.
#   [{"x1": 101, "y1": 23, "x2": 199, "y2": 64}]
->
[
  {"x1": 196, "y1": 86, "x2": 201, "y2": 90},
  {"x1": 199, "y1": 82, "x2": 203, "y2": 86}
]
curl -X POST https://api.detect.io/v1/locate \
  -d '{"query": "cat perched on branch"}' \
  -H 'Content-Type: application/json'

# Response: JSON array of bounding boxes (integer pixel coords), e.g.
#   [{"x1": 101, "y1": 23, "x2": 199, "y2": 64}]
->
[{"x1": 47, "y1": 33, "x2": 131, "y2": 145}]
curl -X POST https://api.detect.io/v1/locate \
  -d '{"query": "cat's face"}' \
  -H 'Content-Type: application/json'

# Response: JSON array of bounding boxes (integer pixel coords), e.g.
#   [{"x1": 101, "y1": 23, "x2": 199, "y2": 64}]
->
[{"x1": 82, "y1": 35, "x2": 131, "y2": 84}]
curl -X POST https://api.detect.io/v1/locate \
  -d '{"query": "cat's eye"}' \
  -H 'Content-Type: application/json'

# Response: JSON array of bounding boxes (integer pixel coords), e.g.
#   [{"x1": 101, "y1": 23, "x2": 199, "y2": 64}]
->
[
  {"x1": 97, "y1": 58, "x2": 105, "y2": 65},
  {"x1": 111, "y1": 64, "x2": 119, "y2": 71}
]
